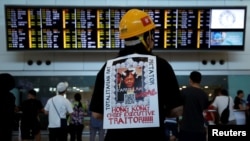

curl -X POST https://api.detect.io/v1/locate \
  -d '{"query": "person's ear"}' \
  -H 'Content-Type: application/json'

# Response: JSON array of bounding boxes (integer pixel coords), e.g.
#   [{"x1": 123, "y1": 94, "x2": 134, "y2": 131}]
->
[
  {"x1": 146, "y1": 35, "x2": 151, "y2": 45},
  {"x1": 146, "y1": 34, "x2": 153, "y2": 45},
  {"x1": 146, "y1": 34, "x2": 154, "y2": 48}
]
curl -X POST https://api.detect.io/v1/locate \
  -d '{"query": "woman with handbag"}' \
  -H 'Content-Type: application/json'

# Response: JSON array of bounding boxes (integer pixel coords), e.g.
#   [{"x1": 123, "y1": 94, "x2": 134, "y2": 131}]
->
[{"x1": 68, "y1": 93, "x2": 86, "y2": 141}]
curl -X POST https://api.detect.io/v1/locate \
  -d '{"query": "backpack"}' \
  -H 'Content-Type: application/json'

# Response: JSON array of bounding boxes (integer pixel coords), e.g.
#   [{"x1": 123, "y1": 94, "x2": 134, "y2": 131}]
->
[
  {"x1": 70, "y1": 102, "x2": 85, "y2": 125},
  {"x1": 220, "y1": 97, "x2": 230, "y2": 124}
]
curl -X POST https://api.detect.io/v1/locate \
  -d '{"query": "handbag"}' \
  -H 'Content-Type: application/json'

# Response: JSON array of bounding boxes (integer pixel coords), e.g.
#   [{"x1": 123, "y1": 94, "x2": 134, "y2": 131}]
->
[
  {"x1": 220, "y1": 97, "x2": 230, "y2": 124},
  {"x1": 52, "y1": 98, "x2": 67, "y2": 128}
]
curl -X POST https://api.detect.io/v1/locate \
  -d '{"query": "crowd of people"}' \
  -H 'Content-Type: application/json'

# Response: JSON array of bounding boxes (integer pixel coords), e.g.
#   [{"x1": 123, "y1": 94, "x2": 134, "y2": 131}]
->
[
  {"x1": 0, "y1": 75, "x2": 105, "y2": 141},
  {"x1": 1, "y1": 8, "x2": 250, "y2": 141}
]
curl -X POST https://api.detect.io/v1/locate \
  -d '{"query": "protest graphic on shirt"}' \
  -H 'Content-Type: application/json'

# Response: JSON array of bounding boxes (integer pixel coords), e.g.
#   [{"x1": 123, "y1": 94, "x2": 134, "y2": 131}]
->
[{"x1": 103, "y1": 54, "x2": 159, "y2": 129}]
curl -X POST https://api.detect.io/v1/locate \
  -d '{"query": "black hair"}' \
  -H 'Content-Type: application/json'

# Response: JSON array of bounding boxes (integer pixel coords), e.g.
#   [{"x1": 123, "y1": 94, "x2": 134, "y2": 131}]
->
[
  {"x1": 74, "y1": 93, "x2": 82, "y2": 108},
  {"x1": 213, "y1": 87, "x2": 222, "y2": 97},
  {"x1": 209, "y1": 87, "x2": 222, "y2": 105},
  {"x1": 220, "y1": 89, "x2": 229, "y2": 96},
  {"x1": 74, "y1": 93, "x2": 81, "y2": 101},
  {"x1": 28, "y1": 89, "x2": 37, "y2": 96},
  {"x1": 190, "y1": 71, "x2": 202, "y2": 83},
  {"x1": 0, "y1": 73, "x2": 15, "y2": 91},
  {"x1": 237, "y1": 90, "x2": 243, "y2": 95}
]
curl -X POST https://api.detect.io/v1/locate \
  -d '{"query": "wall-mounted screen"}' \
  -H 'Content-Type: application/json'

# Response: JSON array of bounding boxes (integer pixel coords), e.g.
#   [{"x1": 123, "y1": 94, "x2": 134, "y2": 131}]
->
[
  {"x1": 5, "y1": 5, "x2": 247, "y2": 51},
  {"x1": 210, "y1": 31, "x2": 244, "y2": 46},
  {"x1": 210, "y1": 9, "x2": 245, "y2": 29}
]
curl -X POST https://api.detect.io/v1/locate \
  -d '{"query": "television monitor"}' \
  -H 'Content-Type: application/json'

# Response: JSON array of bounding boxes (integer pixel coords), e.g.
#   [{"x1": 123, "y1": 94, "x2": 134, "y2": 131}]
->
[
  {"x1": 210, "y1": 9, "x2": 245, "y2": 29},
  {"x1": 210, "y1": 31, "x2": 244, "y2": 46}
]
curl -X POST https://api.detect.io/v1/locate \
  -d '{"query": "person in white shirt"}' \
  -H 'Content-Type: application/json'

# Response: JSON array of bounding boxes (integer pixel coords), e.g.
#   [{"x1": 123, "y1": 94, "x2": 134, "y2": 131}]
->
[
  {"x1": 212, "y1": 88, "x2": 236, "y2": 125},
  {"x1": 44, "y1": 82, "x2": 73, "y2": 141}
]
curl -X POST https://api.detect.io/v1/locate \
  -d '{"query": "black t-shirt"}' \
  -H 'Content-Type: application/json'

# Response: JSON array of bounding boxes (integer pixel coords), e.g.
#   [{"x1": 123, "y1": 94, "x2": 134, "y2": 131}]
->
[
  {"x1": 0, "y1": 92, "x2": 16, "y2": 138},
  {"x1": 90, "y1": 54, "x2": 183, "y2": 141},
  {"x1": 20, "y1": 99, "x2": 43, "y2": 124},
  {"x1": 180, "y1": 87, "x2": 209, "y2": 133},
  {"x1": 233, "y1": 96, "x2": 242, "y2": 109}
]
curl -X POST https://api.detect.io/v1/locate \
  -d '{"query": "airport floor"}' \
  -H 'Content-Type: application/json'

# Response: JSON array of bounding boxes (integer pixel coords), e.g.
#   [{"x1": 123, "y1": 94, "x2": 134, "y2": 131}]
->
[
  {"x1": 12, "y1": 127, "x2": 100, "y2": 141},
  {"x1": 12, "y1": 134, "x2": 94, "y2": 141}
]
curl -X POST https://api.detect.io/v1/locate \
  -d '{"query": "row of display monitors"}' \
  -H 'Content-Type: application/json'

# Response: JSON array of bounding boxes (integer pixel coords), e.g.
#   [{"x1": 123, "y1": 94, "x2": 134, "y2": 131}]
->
[{"x1": 5, "y1": 5, "x2": 247, "y2": 51}]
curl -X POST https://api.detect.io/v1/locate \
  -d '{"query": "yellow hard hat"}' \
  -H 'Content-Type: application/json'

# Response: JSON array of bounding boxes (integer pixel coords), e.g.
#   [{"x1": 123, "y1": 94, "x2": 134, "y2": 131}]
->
[{"x1": 119, "y1": 9, "x2": 156, "y2": 39}]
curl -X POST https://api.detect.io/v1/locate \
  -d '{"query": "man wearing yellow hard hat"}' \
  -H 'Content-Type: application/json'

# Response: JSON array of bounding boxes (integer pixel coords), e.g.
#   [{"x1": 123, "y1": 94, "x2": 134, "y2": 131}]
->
[{"x1": 89, "y1": 9, "x2": 183, "y2": 141}]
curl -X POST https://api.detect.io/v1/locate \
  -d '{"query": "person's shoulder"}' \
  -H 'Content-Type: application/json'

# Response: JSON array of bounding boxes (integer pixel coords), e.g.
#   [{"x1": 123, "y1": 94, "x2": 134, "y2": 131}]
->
[
  {"x1": 182, "y1": 86, "x2": 193, "y2": 91},
  {"x1": 180, "y1": 87, "x2": 188, "y2": 93},
  {"x1": 198, "y1": 89, "x2": 208, "y2": 97},
  {"x1": 201, "y1": 89, "x2": 208, "y2": 94},
  {"x1": 216, "y1": 95, "x2": 227, "y2": 100},
  {"x1": 34, "y1": 99, "x2": 43, "y2": 104},
  {"x1": 155, "y1": 55, "x2": 167, "y2": 62},
  {"x1": 65, "y1": 98, "x2": 73, "y2": 105},
  {"x1": 96, "y1": 63, "x2": 107, "y2": 76},
  {"x1": 182, "y1": 86, "x2": 206, "y2": 94},
  {"x1": 154, "y1": 55, "x2": 173, "y2": 68}
]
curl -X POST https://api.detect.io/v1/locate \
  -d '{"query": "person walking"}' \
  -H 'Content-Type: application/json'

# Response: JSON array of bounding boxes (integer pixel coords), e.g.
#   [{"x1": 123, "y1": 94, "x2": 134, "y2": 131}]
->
[
  {"x1": 68, "y1": 93, "x2": 86, "y2": 141},
  {"x1": 179, "y1": 71, "x2": 209, "y2": 141},
  {"x1": 44, "y1": 82, "x2": 73, "y2": 141},
  {"x1": 19, "y1": 89, "x2": 44, "y2": 141},
  {"x1": 89, "y1": 9, "x2": 183, "y2": 141}
]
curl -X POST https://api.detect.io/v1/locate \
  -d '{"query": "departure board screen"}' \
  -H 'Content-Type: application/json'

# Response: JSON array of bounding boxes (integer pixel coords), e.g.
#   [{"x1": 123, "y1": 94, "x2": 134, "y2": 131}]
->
[{"x1": 5, "y1": 6, "x2": 247, "y2": 51}]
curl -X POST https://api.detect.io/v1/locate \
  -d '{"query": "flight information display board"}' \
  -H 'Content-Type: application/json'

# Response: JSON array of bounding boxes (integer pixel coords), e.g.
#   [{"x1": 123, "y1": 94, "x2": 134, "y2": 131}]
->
[{"x1": 5, "y1": 6, "x2": 247, "y2": 51}]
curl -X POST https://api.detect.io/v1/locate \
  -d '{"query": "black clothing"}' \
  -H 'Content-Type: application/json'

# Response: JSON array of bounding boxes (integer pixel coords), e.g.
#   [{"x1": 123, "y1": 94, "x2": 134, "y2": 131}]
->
[
  {"x1": 233, "y1": 96, "x2": 243, "y2": 109},
  {"x1": 0, "y1": 93, "x2": 16, "y2": 141},
  {"x1": 68, "y1": 124, "x2": 84, "y2": 141},
  {"x1": 20, "y1": 99, "x2": 43, "y2": 122},
  {"x1": 179, "y1": 86, "x2": 208, "y2": 141},
  {"x1": 90, "y1": 45, "x2": 183, "y2": 141},
  {"x1": 20, "y1": 99, "x2": 43, "y2": 139},
  {"x1": 21, "y1": 121, "x2": 40, "y2": 139},
  {"x1": 49, "y1": 127, "x2": 68, "y2": 141},
  {"x1": 180, "y1": 87, "x2": 209, "y2": 133},
  {"x1": 0, "y1": 73, "x2": 16, "y2": 141},
  {"x1": 164, "y1": 119, "x2": 179, "y2": 141},
  {"x1": 179, "y1": 130, "x2": 206, "y2": 141}
]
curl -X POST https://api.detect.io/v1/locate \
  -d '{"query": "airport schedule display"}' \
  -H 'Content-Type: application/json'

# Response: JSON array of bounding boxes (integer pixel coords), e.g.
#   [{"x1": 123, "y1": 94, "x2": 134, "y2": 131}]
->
[{"x1": 5, "y1": 6, "x2": 247, "y2": 51}]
